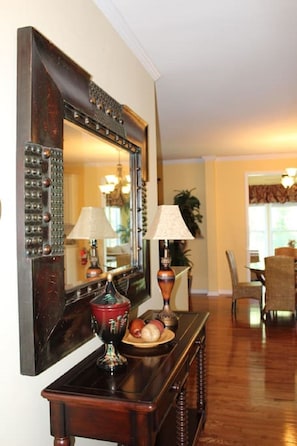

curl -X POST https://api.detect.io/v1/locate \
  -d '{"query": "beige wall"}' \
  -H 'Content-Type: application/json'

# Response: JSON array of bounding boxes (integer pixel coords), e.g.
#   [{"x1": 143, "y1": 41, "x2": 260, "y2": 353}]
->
[
  {"x1": 2, "y1": 1, "x2": 158, "y2": 445},
  {"x1": 215, "y1": 156, "x2": 297, "y2": 293},
  {"x1": 162, "y1": 160, "x2": 208, "y2": 291},
  {"x1": 162, "y1": 155, "x2": 297, "y2": 294}
]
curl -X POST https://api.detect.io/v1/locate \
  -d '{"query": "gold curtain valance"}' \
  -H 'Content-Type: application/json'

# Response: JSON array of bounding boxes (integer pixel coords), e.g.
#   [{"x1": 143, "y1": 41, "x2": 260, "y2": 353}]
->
[{"x1": 249, "y1": 184, "x2": 297, "y2": 204}]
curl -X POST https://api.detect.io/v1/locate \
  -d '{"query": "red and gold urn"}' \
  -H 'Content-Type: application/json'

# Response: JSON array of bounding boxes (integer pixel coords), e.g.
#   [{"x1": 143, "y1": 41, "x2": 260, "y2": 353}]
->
[{"x1": 90, "y1": 273, "x2": 130, "y2": 373}]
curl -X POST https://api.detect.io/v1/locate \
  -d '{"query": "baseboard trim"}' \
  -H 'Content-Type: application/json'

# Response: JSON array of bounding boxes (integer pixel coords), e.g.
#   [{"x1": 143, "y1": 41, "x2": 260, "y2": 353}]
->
[{"x1": 191, "y1": 288, "x2": 232, "y2": 297}]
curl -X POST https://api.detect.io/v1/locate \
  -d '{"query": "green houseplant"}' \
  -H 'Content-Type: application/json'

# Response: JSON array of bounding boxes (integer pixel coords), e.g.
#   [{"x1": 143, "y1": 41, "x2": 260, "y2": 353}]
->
[{"x1": 169, "y1": 189, "x2": 203, "y2": 268}]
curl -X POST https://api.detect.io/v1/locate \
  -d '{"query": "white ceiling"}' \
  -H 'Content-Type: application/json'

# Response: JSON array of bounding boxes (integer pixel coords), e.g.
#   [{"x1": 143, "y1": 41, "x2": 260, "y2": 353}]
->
[{"x1": 94, "y1": 0, "x2": 297, "y2": 161}]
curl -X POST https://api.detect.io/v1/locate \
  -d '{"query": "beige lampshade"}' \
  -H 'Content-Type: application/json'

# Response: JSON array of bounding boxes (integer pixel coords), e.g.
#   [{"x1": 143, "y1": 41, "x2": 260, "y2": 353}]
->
[
  {"x1": 144, "y1": 205, "x2": 194, "y2": 241},
  {"x1": 67, "y1": 207, "x2": 117, "y2": 240}
]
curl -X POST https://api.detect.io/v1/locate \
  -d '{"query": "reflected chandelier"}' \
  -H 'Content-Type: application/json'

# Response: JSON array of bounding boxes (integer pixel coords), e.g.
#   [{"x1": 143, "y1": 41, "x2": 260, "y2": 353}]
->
[{"x1": 99, "y1": 151, "x2": 130, "y2": 195}]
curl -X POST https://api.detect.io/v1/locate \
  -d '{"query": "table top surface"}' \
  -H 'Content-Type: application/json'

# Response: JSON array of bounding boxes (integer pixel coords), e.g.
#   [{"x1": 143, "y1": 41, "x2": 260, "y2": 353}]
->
[
  {"x1": 247, "y1": 260, "x2": 297, "y2": 273},
  {"x1": 247, "y1": 261, "x2": 265, "y2": 272},
  {"x1": 42, "y1": 310, "x2": 209, "y2": 407}
]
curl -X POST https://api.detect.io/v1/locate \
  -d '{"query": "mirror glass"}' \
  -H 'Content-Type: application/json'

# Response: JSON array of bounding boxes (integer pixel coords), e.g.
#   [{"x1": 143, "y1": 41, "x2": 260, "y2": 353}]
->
[{"x1": 64, "y1": 121, "x2": 131, "y2": 288}]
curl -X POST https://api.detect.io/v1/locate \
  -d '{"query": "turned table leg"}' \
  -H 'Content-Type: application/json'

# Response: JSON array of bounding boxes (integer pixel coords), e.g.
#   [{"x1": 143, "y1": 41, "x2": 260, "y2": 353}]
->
[
  {"x1": 50, "y1": 402, "x2": 71, "y2": 446},
  {"x1": 54, "y1": 437, "x2": 71, "y2": 446},
  {"x1": 176, "y1": 386, "x2": 188, "y2": 446},
  {"x1": 197, "y1": 333, "x2": 207, "y2": 416}
]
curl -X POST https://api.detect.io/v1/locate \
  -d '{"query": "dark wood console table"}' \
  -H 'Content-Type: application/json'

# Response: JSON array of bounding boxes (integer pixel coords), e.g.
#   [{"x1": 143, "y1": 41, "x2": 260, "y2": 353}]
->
[{"x1": 42, "y1": 310, "x2": 209, "y2": 446}]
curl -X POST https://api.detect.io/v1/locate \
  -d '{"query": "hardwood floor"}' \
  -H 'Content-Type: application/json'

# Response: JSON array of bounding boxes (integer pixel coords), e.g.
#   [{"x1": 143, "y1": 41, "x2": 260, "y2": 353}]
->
[{"x1": 190, "y1": 294, "x2": 297, "y2": 446}]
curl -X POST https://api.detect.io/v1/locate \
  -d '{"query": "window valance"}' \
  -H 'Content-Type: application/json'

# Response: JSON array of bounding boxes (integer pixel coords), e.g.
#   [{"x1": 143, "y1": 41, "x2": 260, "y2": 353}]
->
[{"x1": 249, "y1": 184, "x2": 297, "y2": 204}]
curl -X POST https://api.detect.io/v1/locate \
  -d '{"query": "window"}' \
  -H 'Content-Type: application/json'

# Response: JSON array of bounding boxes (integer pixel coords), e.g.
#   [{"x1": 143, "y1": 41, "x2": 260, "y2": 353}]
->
[
  {"x1": 105, "y1": 206, "x2": 121, "y2": 246},
  {"x1": 248, "y1": 203, "x2": 297, "y2": 260}
]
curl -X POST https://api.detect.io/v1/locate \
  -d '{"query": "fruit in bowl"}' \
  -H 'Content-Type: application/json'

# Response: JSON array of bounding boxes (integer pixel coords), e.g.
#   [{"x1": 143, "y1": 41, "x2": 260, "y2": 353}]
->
[
  {"x1": 128, "y1": 318, "x2": 145, "y2": 338},
  {"x1": 128, "y1": 318, "x2": 166, "y2": 342},
  {"x1": 141, "y1": 323, "x2": 161, "y2": 342},
  {"x1": 147, "y1": 319, "x2": 165, "y2": 334}
]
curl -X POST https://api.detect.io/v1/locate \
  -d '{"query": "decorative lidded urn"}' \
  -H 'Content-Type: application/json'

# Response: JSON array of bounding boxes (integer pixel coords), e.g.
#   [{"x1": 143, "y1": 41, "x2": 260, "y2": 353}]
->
[{"x1": 90, "y1": 273, "x2": 130, "y2": 373}]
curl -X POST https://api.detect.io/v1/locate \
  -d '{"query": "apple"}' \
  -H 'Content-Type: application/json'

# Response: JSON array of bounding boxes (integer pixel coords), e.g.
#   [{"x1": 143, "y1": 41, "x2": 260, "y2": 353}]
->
[
  {"x1": 148, "y1": 319, "x2": 165, "y2": 334},
  {"x1": 128, "y1": 318, "x2": 145, "y2": 338},
  {"x1": 141, "y1": 323, "x2": 161, "y2": 342}
]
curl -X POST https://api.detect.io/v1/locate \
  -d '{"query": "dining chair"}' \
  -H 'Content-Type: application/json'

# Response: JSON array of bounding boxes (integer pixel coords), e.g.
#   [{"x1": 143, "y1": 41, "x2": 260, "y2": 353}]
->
[
  {"x1": 225, "y1": 250, "x2": 263, "y2": 314},
  {"x1": 249, "y1": 249, "x2": 260, "y2": 281},
  {"x1": 263, "y1": 255, "x2": 296, "y2": 319},
  {"x1": 274, "y1": 246, "x2": 297, "y2": 259}
]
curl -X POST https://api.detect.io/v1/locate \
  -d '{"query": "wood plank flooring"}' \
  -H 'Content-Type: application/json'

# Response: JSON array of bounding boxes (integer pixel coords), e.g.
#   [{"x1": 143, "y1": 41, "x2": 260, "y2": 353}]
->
[{"x1": 190, "y1": 295, "x2": 297, "y2": 446}]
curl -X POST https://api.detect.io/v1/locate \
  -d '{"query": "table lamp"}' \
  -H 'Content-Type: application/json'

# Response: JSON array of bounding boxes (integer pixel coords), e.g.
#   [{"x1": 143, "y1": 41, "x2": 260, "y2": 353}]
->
[
  {"x1": 144, "y1": 205, "x2": 194, "y2": 327},
  {"x1": 68, "y1": 207, "x2": 117, "y2": 279}
]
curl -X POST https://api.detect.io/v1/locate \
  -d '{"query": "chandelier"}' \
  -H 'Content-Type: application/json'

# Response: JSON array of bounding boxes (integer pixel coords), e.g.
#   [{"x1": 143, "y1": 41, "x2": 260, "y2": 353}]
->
[{"x1": 281, "y1": 167, "x2": 297, "y2": 188}]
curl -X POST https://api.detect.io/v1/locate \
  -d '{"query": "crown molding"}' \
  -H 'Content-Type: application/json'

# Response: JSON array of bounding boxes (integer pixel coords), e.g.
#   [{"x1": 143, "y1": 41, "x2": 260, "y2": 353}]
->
[
  {"x1": 162, "y1": 158, "x2": 203, "y2": 165},
  {"x1": 213, "y1": 152, "x2": 297, "y2": 162},
  {"x1": 162, "y1": 152, "x2": 297, "y2": 164},
  {"x1": 93, "y1": 0, "x2": 160, "y2": 81}
]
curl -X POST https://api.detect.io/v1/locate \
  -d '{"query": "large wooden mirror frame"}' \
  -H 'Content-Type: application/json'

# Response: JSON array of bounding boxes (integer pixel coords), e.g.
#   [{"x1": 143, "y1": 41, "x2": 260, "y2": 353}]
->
[{"x1": 16, "y1": 27, "x2": 150, "y2": 376}]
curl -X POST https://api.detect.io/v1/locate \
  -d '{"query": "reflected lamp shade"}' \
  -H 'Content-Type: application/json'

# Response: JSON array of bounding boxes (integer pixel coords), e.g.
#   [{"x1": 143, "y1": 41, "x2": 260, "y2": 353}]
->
[
  {"x1": 68, "y1": 207, "x2": 117, "y2": 240},
  {"x1": 144, "y1": 205, "x2": 194, "y2": 241},
  {"x1": 67, "y1": 207, "x2": 117, "y2": 279}
]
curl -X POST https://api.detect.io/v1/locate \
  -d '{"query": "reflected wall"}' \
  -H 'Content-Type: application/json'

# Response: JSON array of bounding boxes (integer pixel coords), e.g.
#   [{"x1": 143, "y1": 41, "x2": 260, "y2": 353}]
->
[{"x1": 63, "y1": 121, "x2": 132, "y2": 286}]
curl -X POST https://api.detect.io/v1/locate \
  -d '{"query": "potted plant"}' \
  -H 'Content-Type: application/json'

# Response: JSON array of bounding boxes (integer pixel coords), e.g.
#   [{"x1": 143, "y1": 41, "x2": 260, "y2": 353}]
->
[{"x1": 169, "y1": 188, "x2": 203, "y2": 275}]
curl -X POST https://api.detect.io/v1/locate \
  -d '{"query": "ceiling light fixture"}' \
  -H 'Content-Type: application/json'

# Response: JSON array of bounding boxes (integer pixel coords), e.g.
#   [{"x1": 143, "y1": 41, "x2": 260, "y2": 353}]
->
[{"x1": 281, "y1": 168, "x2": 297, "y2": 188}]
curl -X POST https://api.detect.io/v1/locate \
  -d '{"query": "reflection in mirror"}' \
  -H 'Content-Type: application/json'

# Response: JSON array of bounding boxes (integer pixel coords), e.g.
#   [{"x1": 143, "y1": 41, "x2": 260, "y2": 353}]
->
[{"x1": 63, "y1": 121, "x2": 132, "y2": 289}]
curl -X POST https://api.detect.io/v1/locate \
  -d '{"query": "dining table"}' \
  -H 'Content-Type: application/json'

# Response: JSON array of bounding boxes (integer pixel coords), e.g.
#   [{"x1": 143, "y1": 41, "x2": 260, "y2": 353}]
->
[
  {"x1": 247, "y1": 261, "x2": 266, "y2": 285},
  {"x1": 247, "y1": 259, "x2": 297, "y2": 286}
]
